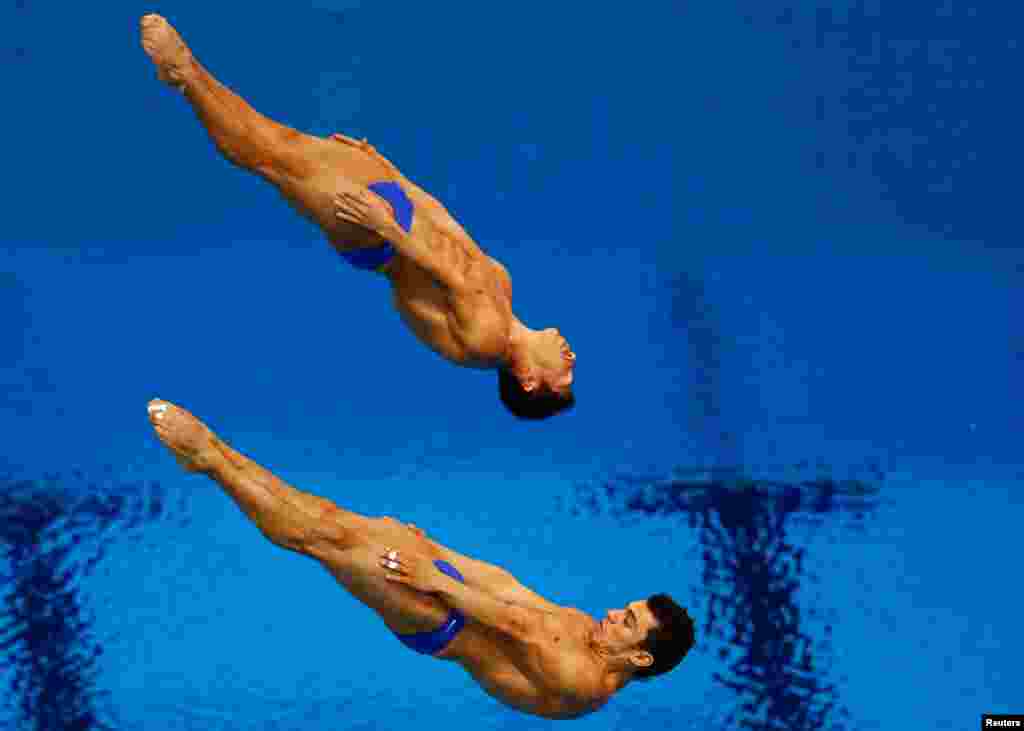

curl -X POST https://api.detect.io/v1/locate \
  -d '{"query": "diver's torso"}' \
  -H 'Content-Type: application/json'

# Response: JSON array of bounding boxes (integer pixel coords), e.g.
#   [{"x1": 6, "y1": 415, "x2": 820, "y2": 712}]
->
[
  {"x1": 385, "y1": 229, "x2": 513, "y2": 369},
  {"x1": 438, "y1": 622, "x2": 606, "y2": 720}
]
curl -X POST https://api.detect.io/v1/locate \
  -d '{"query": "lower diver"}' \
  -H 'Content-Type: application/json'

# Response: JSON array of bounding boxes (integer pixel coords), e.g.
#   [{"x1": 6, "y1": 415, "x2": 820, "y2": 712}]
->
[{"x1": 147, "y1": 399, "x2": 695, "y2": 720}]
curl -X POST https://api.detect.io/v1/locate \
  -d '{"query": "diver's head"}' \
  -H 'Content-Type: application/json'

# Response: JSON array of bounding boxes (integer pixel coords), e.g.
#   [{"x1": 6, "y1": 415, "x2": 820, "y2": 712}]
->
[
  {"x1": 592, "y1": 594, "x2": 695, "y2": 683},
  {"x1": 499, "y1": 326, "x2": 575, "y2": 420}
]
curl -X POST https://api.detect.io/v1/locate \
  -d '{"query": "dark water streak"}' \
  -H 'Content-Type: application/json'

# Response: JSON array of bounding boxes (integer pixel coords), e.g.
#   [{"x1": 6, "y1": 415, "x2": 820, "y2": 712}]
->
[
  {"x1": 0, "y1": 469, "x2": 189, "y2": 730},
  {"x1": 567, "y1": 465, "x2": 882, "y2": 730}
]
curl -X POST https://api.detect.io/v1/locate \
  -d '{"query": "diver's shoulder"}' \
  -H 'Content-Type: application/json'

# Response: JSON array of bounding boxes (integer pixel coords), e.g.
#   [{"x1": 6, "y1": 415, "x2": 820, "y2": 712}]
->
[{"x1": 556, "y1": 673, "x2": 613, "y2": 719}]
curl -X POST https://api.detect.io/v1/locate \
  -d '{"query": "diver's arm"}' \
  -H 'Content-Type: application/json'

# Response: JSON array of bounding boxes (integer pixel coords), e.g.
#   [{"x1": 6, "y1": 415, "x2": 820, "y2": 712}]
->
[
  {"x1": 434, "y1": 573, "x2": 574, "y2": 699},
  {"x1": 407, "y1": 526, "x2": 563, "y2": 613},
  {"x1": 333, "y1": 181, "x2": 467, "y2": 289},
  {"x1": 433, "y1": 573, "x2": 542, "y2": 641},
  {"x1": 379, "y1": 546, "x2": 543, "y2": 640},
  {"x1": 376, "y1": 216, "x2": 468, "y2": 290}
]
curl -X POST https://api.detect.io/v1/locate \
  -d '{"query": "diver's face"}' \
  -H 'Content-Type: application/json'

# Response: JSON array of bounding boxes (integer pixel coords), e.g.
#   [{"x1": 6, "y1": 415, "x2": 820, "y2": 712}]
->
[
  {"x1": 598, "y1": 600, "x2": 656, "y2": 652},
  {"x1": 536, "y1": 328, "x2": 575, "y2": 396}
]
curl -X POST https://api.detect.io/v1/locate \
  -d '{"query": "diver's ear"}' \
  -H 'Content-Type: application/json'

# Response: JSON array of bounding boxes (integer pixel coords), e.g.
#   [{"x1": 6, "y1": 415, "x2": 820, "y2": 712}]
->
[
  {"x1": 629, "y1": 650, "x2": 654, "y2": 669},
  {"x1": 520, "y1": 375, "x2": 540, "y2": 393}
]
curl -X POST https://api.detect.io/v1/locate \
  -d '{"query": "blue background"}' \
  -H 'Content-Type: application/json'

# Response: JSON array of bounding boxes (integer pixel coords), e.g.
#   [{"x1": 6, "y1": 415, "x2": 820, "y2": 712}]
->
[{"x1": 2, "y1": 1, "x2": 1021, "y2": 728}]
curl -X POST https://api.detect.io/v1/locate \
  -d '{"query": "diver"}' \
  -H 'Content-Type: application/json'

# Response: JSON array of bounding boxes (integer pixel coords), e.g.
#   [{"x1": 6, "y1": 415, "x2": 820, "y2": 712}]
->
[
  {"x1": 140, "y1": 15, "x2": 575, "y2": 419},
  {"x1": 147, "y1": 399, "x2": 695, "y2": 719}
]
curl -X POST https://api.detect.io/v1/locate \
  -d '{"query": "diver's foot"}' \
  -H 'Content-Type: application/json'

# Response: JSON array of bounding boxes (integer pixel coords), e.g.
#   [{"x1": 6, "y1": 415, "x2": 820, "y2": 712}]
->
[
  {"x1": 147, "y1": 399, "x2": 220, "y2": 473},
  {"x1": 140, "y1": 14, "x2": 196, "y2": 90}
]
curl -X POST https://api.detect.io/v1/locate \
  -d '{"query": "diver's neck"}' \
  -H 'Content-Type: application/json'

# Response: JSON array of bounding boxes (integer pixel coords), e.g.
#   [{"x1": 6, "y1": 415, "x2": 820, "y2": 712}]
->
[
  {"x1": 585, "y1": 632, "x2": 632, "y2": 694},
  {"x1": 503, "y1": 318, "x2": 534, "y2": 371}
]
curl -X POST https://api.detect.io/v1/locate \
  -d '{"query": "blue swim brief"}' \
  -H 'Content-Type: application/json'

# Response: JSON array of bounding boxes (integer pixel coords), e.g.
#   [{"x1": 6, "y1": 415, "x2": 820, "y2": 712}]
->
[
  {"x1": 393, "y1": 560, "x2": 466, "y2": 656},
  {"x1": 336, "y1": 180, "x2": 415, "y2": 272}
]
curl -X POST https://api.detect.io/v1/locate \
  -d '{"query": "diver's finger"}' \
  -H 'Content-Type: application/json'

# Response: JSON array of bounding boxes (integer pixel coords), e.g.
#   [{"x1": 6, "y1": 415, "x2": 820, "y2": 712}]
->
[{"x1": 341, "y1": 192, "x2": 369, "y2": 209}]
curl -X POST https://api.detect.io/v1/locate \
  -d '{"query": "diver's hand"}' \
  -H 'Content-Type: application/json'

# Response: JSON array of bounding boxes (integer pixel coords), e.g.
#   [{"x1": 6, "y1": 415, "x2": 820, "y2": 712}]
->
[
  {"x1": 379, "y1": 548, "x2": 443, "y2": 593},
  {"x1": 333, "y1": 179, "x2": 396, "y2": 236}
]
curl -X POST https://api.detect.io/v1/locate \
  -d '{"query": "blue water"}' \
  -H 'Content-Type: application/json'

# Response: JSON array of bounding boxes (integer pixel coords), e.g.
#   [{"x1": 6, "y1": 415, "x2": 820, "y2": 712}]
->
[{"x1": 3, "y1": 1, "x2": 1022, "y2": 728}]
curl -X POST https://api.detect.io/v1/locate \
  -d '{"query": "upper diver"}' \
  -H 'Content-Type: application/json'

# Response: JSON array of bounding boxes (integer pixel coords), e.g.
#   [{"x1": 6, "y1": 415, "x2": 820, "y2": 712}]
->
[{"x1": 140, "y1": 14, "x2": 575, "y2": 419}]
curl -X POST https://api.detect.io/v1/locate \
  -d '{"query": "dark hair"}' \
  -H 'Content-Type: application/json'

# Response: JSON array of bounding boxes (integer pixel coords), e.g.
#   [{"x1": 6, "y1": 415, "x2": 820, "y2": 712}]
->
[
  {"x1": 498, "y1": 367, "x2": 575, "y2": 420},
  {"x1": 632, "y1": 594, "x2": 696, "y2": 681}
]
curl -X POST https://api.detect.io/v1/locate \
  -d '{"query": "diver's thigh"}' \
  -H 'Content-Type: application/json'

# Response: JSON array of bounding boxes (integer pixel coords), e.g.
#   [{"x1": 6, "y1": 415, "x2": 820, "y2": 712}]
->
[
  {"x1": 311, "y1": 134, "x2": 394, "y2": 184},
  {"x1": 258, "y1": 135, "x2": 393, "y2": 238}
]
